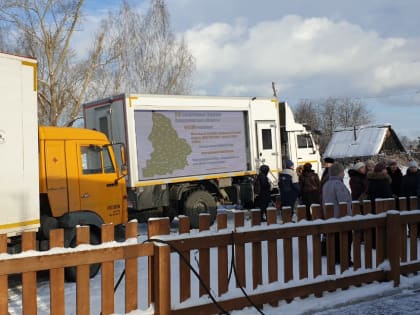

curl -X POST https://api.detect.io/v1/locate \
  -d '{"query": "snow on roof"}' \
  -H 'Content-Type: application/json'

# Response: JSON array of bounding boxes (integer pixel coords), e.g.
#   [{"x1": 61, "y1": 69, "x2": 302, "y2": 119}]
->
[{"x1": 323, "y1": 124, "x2": 394, "y2": 159}]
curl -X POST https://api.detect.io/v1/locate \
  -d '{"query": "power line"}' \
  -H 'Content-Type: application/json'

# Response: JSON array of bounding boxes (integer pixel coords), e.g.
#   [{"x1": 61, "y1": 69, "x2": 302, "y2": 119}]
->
[{"x1": 284, "y1": 89, "x2": 420, "y2": 103}]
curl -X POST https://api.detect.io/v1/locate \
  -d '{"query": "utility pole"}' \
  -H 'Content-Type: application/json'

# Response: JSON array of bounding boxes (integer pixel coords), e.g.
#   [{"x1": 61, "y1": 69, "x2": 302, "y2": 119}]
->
[{"x1": 271, "y1": 82, "x2": 277, "y2": 98}]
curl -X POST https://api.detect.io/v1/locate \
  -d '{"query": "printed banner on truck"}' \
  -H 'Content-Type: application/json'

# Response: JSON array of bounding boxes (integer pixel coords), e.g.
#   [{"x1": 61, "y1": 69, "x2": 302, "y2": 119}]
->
[{"x1": 134, "y1": 110, "x2": 249, "y2": 180}]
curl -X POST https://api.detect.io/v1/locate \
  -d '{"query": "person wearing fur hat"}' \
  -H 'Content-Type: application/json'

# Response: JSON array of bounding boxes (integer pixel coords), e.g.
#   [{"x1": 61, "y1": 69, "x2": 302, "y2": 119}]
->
[
  {"x1": 401, "y1": 160, "x2": 419, "y2": 199},
  {"x1": 365, "y1": 159, "x2": 376, "y2": 175},
  {"x1": 367, "y1": 161, "x2": 392, "y2": 213},
  {"x1": 387, "y1": 160, "x2": 403, "y2": 197},
  {"x1": 299, "y1": 163, "x2": 320, "y2": 220},
  {"x1": 348, "y1": 162, "x2": 368, "y2": 201},
  {"x1": 279, "y1": 159, "x2": 300, "y2": 211},
  {"x1": 320, "y1": 157, "x2": 335, "y2": 188}
]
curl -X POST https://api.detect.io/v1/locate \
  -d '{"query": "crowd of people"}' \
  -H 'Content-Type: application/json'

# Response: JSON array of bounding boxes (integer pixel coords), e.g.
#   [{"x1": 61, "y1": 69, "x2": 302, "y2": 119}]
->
[
  {"x1": 255, "y1": 156, "x2": 420, "y2": 265},
  {"x1": 255, "y1": 157, "x2": 420, "y2": 222}
]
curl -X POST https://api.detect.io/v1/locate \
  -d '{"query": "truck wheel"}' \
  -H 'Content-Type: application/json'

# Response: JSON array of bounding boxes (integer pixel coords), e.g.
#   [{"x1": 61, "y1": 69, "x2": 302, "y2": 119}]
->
[
  {"x1": 65, "y1": 230, "x2": 101, "y2": 282},
  {"x1": 184, "y1": 190, "x2": 217, "y2": 229}
]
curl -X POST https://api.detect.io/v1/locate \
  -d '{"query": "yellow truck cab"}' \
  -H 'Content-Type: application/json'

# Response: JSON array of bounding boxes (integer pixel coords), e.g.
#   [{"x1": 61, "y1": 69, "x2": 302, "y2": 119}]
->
[
  {"x1": 1, "y1": 52, "x2": 128, "y2": 280},
  {"x1": 38, "y1": 126, "x2": 127, "y2": 245}
]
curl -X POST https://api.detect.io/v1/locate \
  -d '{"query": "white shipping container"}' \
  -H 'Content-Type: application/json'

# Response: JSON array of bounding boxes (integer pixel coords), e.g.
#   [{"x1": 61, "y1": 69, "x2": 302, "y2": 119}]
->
[{"x1": 0, "y1": 52, "x2": 39, "y2": 236}]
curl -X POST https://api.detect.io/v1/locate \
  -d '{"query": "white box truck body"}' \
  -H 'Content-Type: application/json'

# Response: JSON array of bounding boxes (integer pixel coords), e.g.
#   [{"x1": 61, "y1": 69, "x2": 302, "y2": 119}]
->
[
  {"x1": 84, "y1": 94, "x2": 320, "y2": 227},
  {"x1": 0, "y1": 52, "x2": 39, "y2": 236}
]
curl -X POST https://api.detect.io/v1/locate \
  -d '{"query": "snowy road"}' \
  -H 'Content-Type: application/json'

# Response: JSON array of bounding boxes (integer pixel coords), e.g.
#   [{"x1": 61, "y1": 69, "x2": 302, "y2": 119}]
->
[{"x1": 314, "y1": 289, "x2": 420, "y2": 315}]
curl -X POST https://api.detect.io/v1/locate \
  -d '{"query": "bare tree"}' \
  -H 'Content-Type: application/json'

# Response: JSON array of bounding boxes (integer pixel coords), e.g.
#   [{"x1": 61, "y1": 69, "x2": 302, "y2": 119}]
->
[
  {"x1": 294, "y1": 97, "x2": 373, "y2": 152},
  {"x1": 337, "y1": 98, "x2": 372, "y2": 128},
  {"x1": 89, "y1": 0, "x2": 195, "y2": 99},
  {"x1": 0, "y1": 0, "x2": 106, "y2": 126},
  {"x1": 293, "y1": 99, "x2": 321, "y2": 132}
]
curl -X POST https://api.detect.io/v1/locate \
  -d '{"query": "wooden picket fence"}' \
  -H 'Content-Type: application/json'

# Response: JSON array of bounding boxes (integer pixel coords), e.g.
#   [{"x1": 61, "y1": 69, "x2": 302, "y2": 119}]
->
[{"x1": 2, "y1": 197, "x2": 420, "y2": 314}]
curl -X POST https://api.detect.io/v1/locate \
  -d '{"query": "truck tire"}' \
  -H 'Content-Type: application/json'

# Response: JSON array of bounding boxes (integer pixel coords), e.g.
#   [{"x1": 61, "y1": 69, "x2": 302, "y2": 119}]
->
[
  {"x1": 184, "y1": 190, "x2": 217, "y2": 229},
  {"x1": 65, "y1": 230, "x2": 101, "y2": 282}
]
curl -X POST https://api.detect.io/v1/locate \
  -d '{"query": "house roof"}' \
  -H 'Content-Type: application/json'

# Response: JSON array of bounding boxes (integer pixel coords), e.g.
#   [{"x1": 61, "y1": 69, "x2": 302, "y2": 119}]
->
[{"x1": 323, "y1": 124, "x2": 405, "y2": 159}]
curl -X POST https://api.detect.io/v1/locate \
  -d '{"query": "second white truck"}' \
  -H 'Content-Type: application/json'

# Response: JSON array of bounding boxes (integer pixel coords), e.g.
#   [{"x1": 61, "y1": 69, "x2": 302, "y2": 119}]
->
[{"x1": 83, "y1": 94, "x2": 320, "y2": 227}]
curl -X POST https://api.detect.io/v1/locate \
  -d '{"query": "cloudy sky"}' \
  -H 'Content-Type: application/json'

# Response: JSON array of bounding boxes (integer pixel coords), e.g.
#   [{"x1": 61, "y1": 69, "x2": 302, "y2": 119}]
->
[{"x1": 85, "y1": 0, "x2": 420, "y2": 139}]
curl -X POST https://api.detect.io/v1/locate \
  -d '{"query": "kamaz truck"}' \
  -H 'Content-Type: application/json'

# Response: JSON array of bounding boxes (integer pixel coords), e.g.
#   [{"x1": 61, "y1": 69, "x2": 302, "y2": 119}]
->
[{"x1": 83, "y1": 94, "x2": 320, "y2": 228}]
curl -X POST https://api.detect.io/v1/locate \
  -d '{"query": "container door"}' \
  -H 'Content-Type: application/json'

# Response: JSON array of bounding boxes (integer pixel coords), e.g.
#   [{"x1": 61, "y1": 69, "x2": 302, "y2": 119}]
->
[
  {"x1": 77, "y1": 142, "x2": 125, "y2": 224},
  {"x1": 256, "y1": 121, "x2": 279, "y2": 172}
]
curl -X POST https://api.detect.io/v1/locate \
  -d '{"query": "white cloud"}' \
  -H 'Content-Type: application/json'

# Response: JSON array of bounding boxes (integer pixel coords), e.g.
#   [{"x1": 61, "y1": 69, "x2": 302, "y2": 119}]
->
[{"x1": 184, "y1": 15, "x2": 420, "y2": 99}]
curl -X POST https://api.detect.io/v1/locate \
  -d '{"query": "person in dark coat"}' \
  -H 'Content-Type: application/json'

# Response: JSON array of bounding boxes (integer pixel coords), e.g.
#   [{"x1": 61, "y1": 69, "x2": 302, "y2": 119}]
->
[
  {"x1": 387, "y1": 160, "x2": 403, "y2": 197},
  {"x1": 320, "y1": 157, "x2": 335, "y2": 188},
  {"x1": 279, "y1": 159, "x2": 300, "y2": 211},
  {"x1": 255, "y1": 164, "x2": 271, "y2": 221},
  {"x1": 348, "y1": 162, "x2": 368, "y2": 201},
  {"x1": 299, "y1": 163, "x2": 320, "y2": 220},
  {"x1": 367, "y1": 162, "x2": 392, "y2": 213},
  {"x1": 401, "y1": 160, "x2": 420, "y2": 199}
]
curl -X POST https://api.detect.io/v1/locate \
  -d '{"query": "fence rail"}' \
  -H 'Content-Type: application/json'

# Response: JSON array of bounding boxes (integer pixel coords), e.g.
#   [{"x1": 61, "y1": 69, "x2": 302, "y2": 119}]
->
[{"x1": 3, "y1": 197, "x2": 420, "y2": 314}]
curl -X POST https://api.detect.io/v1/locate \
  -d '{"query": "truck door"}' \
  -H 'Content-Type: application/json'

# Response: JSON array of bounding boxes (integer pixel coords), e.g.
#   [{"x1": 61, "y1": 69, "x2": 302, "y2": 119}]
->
[
  {"x1": 77, "y1": 142, "x2": 125, "y2": 224},
  {"x1": 44, "y1": 140, "x2": 69, "y2": 216},
  {"x1": 295, "y1": 133, "x2": 320, "y2": 171},
  {"x1": 256, "y1": 121, "x2": 279, "y2": 173}
]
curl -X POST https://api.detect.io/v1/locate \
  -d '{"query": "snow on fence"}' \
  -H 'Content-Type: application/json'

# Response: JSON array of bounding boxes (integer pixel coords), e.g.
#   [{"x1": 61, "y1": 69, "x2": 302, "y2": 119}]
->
[{"x1": 1, "y1": 197, "x2": 420, "y2": 314}]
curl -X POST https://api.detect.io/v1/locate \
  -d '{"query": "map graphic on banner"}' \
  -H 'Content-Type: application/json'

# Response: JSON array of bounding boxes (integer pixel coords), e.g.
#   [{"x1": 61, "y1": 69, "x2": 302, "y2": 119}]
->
[
  {"x1": 134, "y1": 110, "x2": 248, "y2": 180},
  {"x1": 142, "y1": 112, "x2": 192, "y2": 177}
]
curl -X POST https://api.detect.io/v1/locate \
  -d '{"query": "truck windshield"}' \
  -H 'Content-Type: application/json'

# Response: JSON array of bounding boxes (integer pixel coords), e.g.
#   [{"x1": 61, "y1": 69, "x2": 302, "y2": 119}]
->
[{"x1": 297, "y1": 134, "x2": 314, "y2": 148}]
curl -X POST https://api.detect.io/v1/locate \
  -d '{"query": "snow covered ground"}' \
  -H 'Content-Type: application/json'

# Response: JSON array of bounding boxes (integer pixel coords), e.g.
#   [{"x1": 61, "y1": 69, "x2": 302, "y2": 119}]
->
[{"x1": 7, "y1": 209, "x2": 420, "y2": 315}]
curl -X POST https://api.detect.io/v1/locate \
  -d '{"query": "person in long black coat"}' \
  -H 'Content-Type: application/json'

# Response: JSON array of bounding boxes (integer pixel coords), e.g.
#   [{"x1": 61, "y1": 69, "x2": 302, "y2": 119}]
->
[
  {"x1": 401, "y1": 160, "x2": 420, "y2": 199},
  {"x1": 255, "y1": 164, "x2": 271, "y2": 221},
  {"x1": 299, "y1": 163, "x2": 320, "y2": 220},
  {"x1": 387, "y1": 160, "x2": 403, "y2": 197},
  {"x1": 348, "y1": 162, "x2": 368, "y2": 201},
  {"x1": 367, "y1": 162, "x2": 392, "y2": 213}
]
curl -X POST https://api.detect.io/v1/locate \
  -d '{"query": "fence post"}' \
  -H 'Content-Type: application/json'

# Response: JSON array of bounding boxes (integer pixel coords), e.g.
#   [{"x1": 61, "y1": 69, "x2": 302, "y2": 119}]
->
[
  {"x1": 154, "y1": 243, "x2": 171, "y2": 315},
  {"x1": 375, "y1": 199, "x2": 386, "y2": 266},
  {"x1": 339, "y1": 202, "x2": 349, "y2": 273},
  {"x1": 251, "y1": 210, "x2": 263, "y2": 289},
  {"x1": 50, "y1": 229, "x2": 65, "y2": 315},
  {"x1": 363, "y1": 200, "x2": 373, "y2": 269},
  {"x1": 297, "y1": 205, "x2": 308, "y2": 281},
  {"x1": 76, "y1": 226, "x2": 90, "y2": 315},
  {"x1": 148, "y1": 218, "x2": 170, "y2": 311},
  {"x1": 217, "y1": 213, "x2": 228, "y2": 297},
  {"x1": 126, "y1": 221, "x2": 140, "y2": 313},
  {"x1": 234, "y1": 211, "x2": 246, "y2": 288},
  {"x1": 399, "y1": 198, "x2": 408, "y2": 263},
  {"x1": 282, "y1": 207, "x2": 293, "y2": 284},
  {"x1": 352, "y1": 201, "x2": 362, "y2": 271},
  {"x1": 266, "y1": 207, "x2": 279, "y2": 305},
  {"x1": 179, "y1": 216, "x2": 191, "y2": 302},
  {"x1": 386, "y1": 211, "x2": 401, "y2": 287},
  {"x1": 409, "y1": 196, "x2": 418, "y2": 210},
  {"x1": 101, "y1": 224, "x2": 115, "y2": 315},
  {"x1": 311, "y1": 205, "x2": 323, "y2": 297},
  {"x1": 199, "y1": 214, "x2": 211, "y2": 297},
  {"x1": 324, "y1": 204, "x2": 335, "y2": 276}
]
